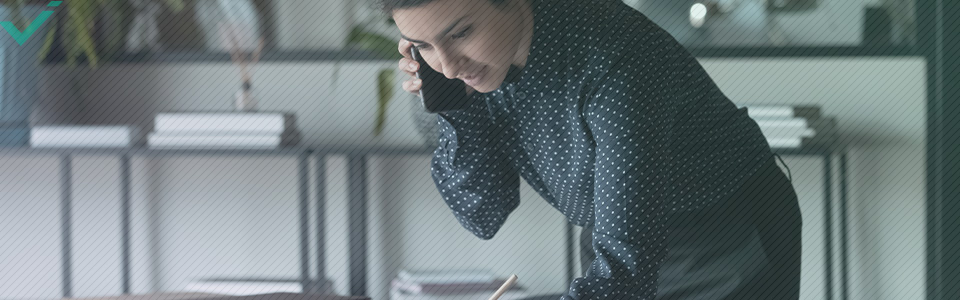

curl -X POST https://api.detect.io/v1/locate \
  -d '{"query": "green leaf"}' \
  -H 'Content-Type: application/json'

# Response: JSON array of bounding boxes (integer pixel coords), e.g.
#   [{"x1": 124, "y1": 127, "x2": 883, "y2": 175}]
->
[
  {"x1": 347, "y1": 25, "x2": 402, "y2": 60},
  {"x1": 374, "y1": 69, "x2": 395, "y2": 136},
  {"x1": 37, "y1": 19, "x2": 54, "y2": 63}
]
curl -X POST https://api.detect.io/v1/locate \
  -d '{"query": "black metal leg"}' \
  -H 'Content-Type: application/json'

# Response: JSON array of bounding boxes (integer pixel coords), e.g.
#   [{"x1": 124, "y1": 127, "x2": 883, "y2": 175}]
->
[
  {"x1": 120, "y1": 155, "x2": 133, "y2": 294},
  {"x1": 299, "y1": 152, "x2": 311, "y2": 292},
  {"x1": 566, "y1": 222, "x2": 574, "y2": 284},
  {"x1": 347, "y1": 155, "x2": 368, "y2": 296},
  {"x1": 59, "y1": 155, "x2": 73, "y2": 298},
  {"x1": 840, "y1": 152, "x2": 849, "y2": 300},
  {"x1": 824, "y1": 155, "x2": 834, "y2": 300},
  {"x1": 315, "y1": 155, "x2": 327, "y2": 286}
]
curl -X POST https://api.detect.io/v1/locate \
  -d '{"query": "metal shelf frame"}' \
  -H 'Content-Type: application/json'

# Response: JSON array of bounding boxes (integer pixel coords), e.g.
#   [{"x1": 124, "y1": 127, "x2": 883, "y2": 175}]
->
[{"x1": 0, "y1": 143, "x2": 848, "y2": 299}]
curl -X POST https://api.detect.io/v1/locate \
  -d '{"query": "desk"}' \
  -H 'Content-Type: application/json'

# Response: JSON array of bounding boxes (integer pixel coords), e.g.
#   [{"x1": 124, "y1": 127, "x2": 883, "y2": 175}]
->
[{"x1": 1, "y1": 142, "x2": 848, "y2": 300}]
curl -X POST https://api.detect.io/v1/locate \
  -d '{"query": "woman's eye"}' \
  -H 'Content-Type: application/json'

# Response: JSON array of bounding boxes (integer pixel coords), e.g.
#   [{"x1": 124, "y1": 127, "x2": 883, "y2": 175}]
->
[
  {"x1": 452, "y1": 26, "x2": 472, "y2": 39},
  {"x1": 416, "y1": 44, "x2": 432, "y2": 51}
]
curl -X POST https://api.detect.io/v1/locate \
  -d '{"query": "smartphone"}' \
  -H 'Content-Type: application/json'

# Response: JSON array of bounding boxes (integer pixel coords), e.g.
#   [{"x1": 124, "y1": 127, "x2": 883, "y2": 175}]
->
[{"x1": 410, "y1": 46, "x2": 472, "y2": 113}]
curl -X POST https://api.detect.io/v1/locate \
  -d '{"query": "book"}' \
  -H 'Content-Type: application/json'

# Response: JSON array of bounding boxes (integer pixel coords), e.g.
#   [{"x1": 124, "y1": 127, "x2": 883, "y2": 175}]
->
[
  {"x1": 740, "y1": 104, "x2": 823, "y2": 120},
  {"x1": 767, "y1": 137, "x2": 803, "y2": 148},
  {"x1": 397, "y1": 269, "x2": 495, "y2": 285},
  {"x1": 31, "y1": 125, "x2": 137, "y2": 148},
  {"x1": 147, "y1": 131, "x2": 299, "y2": 149},
  {"x1": 758, "y1": 126, "x2": 815, "y2": 139},
  {"x1": 744, "y1": 105, "x2": 795, "y2": 118},
  {"x1": 391, "y1": 278, "x2": 515, "y2": 295},
  {"x1": 194, "y1": 293, "x2": 368, "y2": 300},
  {"x1": 184, "y1": 281, "x2": 302, "y2": 296},
  {"x1": 60, "y1": 293, "x2": 370, "y2": 300},
  {"x1": 155, "y1": 112, "x2": 294, "y2": 133},
  {"x1": 57, "y1": 292, "x2": 225, "y2": 300},
  {"x1": 389, "y1": 286, "x2": 529, "y2": 300}
]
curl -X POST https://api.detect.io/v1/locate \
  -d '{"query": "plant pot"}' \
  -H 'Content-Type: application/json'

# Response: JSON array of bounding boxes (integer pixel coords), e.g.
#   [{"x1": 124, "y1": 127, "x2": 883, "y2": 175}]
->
[
  {"x1": 408, "y1": 93, "x2": 440, "y2": 149},
  {"x1": 95, "y1": 1, "x2": 132, "y2": 61},
  {"x1": 0, "y1": 4, "x2": 52, "y2": 146}
]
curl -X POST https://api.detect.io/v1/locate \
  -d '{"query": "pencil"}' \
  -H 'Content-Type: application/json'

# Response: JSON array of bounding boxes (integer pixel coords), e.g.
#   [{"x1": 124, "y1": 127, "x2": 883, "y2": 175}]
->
[{"x1": 488, "y1": 274, "x2": 519, "y2": 300}]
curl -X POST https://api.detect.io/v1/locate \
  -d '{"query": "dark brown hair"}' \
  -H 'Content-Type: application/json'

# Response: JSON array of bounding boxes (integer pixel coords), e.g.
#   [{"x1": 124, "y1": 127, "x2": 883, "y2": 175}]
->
[{"x1": 376, "y1": 0, "x2": 508, "y2": 16}]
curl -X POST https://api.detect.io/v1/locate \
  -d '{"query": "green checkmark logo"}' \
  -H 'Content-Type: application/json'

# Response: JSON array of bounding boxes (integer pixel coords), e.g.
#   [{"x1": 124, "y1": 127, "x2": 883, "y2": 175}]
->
[
  {"x1": 1, "y1": 10, "x2": 52, "y2": 45},
  {"x1": 1, "y1": 1, "x2": 60, "y2": 45}
]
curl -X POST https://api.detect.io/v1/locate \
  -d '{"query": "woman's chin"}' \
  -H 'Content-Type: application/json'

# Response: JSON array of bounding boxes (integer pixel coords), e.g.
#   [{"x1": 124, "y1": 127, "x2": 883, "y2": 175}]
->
[{"x1": 470, "y1": 80, "x2": 503, "y2": 94}]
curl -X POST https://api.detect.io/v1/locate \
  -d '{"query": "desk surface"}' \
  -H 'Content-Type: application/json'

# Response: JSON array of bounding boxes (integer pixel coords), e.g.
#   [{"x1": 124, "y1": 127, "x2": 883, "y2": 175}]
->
[{"x1": 64, "y1": 293, "x2": 369, "y2": 300}]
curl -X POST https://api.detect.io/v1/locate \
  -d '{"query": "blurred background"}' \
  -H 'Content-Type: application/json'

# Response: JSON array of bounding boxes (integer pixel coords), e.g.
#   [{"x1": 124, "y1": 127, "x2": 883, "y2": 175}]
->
[{"x1": 0, "y1": 0, "x2": 954, "y2": 300}]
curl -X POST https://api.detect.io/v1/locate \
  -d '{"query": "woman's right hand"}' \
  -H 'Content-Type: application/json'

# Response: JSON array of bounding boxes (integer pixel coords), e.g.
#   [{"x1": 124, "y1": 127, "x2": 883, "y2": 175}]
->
[
  {"x1": 398, "y1": 39, "x2": 422, "y2": 96},
  {"x1": 397, "y1": 39, "x2": 477, "y2": 96}
]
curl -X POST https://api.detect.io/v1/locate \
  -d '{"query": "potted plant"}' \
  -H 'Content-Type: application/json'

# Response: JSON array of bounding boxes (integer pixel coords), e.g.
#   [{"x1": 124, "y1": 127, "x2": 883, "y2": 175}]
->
[
  {"x1": 347, "y1": 1, "x2": 439, "y2": 148},
  {"x1": 36, "y1": 0, "x2": 185, "y2": 67},
  {"x1": 0, "y1": 0, "x2": 55, "y2": 145},
  {"x1": 0, "y1": 0, "x2": 184, "y2": 145}
]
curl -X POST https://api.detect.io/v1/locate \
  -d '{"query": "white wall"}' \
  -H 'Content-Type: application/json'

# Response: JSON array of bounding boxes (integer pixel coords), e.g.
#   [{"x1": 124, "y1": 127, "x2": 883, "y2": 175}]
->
[
  {"x1": 0, "y1": 57, "x2": 927, "y2": 300},
  {"x1": 700, "y1": 58, "x2": 928, "y2": 300}
]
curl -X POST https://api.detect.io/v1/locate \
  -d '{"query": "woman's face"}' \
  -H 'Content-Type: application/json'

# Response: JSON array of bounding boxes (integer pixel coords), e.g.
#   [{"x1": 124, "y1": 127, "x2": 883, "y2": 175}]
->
[{"x1": 393, "y1": 0, "x2": 530, "y2": 93}]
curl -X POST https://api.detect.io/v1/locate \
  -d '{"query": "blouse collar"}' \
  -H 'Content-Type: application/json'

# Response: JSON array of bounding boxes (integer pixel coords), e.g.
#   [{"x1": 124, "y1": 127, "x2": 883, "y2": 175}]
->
[{"x1": 500, "y1": 0, "x2": 546, "y2": 89}]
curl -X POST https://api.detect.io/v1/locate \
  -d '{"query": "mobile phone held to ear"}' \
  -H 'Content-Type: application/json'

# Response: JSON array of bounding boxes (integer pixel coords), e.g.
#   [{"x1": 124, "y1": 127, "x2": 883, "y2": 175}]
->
[{"x1": 410, "y1": 46, "x2": 472, "y2": 113}]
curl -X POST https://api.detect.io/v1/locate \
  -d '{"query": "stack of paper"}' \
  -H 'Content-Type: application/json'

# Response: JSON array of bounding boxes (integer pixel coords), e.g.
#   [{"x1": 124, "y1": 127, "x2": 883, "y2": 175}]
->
[
  {"x1": 185, "y1": 277, "x2": 334, "y2": 296},
  {"x1": 742, "y1": 105, "x2": 827, "y2": 149},
  {"x1": 148, "y1": 112, "x2": 299, "y2": 149},
  {"x1": 390, "y1": 269, "x2": 529, "y2": 300},
  {"x1": 31, "y1": 125, "x2": 137, "y2": 148}
]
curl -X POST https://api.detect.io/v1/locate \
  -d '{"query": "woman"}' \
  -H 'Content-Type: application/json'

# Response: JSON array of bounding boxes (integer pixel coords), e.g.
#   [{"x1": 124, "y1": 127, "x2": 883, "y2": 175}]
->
[{"x1": 382, "y1": 0, "x2": 802, "y2": 299}]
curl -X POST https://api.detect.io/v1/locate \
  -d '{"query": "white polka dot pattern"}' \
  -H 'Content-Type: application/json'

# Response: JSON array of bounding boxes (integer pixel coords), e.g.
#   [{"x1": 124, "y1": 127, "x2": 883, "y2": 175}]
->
[{"x1": 430, "y1": 0, "x2": 775, "y2": 299}]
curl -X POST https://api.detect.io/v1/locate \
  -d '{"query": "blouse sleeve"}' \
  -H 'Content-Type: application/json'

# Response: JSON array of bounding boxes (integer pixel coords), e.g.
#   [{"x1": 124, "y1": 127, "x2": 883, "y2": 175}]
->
[
  {"x1": 562, "y1": 53, "x2": 673, "y2": 299},
  {"x1": 430, "y1": 93, "x2": 522, "y2": 240}
]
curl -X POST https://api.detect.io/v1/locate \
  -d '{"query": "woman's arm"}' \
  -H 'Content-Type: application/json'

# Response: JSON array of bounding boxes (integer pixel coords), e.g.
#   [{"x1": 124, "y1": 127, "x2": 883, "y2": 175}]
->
[
  {"x1": 430, "y1": 94, "x2": 522, "y2": 240},
  {"x1": 563, "y1": 52, "x2": 674, "y2": 300}
]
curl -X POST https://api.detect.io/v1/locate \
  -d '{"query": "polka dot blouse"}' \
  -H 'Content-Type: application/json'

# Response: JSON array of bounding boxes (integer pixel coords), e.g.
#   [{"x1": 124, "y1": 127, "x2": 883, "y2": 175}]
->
[{"x1": 429, "y1": 0, "x2": 775, "y2": 299}]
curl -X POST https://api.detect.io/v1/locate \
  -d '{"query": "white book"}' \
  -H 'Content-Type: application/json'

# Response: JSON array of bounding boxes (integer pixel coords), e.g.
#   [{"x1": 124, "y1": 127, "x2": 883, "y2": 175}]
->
[
  {"x1": 390, "y1": 287, "x2": 529, "y2": 300},
  {"x1": 184, "y1": 281, "x2": 301, "y2": 296},
  {"x1": 31, "y1": 125, "x2": 135, "y2": 148},
  {"x1": 744, "y1": 106, "x2": 794, "y2": 118},
  {"x1": 768, "y1": 137, "x2": 803, "y2": 148},
  {"x1": 755, "y1": 119, "x2": 808, "y2": 128},
  {"x1": 398, "y1": 269, "x2": 495, "y2": 285},
  {"x1": 148, "y1": 133, "x2": 282, "y2": 149},
  {"x1": 155, "y1": 112, "x2": 291, "y2": 133},
  {"x1": 759, "y1": 126, "x2": 815, "y2": 138}
]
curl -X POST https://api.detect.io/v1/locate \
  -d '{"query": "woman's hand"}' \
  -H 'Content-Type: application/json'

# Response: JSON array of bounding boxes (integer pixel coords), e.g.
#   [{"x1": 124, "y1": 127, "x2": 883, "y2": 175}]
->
[
  {"x1": 398, "y1": 39, "x2": 423, "y2": 96},
  {"x1": 397, "y1": 39, "x2": 476, "y2": 96}
]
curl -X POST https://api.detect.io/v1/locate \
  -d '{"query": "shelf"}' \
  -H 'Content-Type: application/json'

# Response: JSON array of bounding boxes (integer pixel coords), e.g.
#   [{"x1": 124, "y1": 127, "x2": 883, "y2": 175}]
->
[
  {"x1": 689, "y1": 45, "x2": 919, "y2": 58},
  {"x1": 38, "y1": 45, "x2": 919, "y2": 66},
  {"x1": 0, "y1": 146, "x2": 313, "y2": 156},
  {"x1": 0, "y1": 144, "x2": 837, "y2": 157},
  {"x1": 42, "y1": 47, "x2": 398, "y2": 65}
]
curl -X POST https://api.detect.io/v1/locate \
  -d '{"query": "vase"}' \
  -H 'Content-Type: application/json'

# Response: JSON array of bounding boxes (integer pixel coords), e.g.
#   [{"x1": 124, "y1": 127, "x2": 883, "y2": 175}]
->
[
  {"x1": 193, "y1": 0, "x2": 263, "y2": 52},
  {"x1": 0, "y1": 4, "x2": 52, "y2": 146},
  {"x1": 235, "y1": 84, "x2": 257, "y2": 111},
  {"x1": 126, "y1": 0, "x2": 164, "y2": 53},
  {"x1": 408, "y1": 94, "x2": 440, "y2": 149}
]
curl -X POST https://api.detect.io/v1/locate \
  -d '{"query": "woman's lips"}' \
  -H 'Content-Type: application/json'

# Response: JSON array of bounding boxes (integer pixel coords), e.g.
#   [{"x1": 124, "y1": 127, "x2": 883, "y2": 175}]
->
[{"x1": 462, "y1": 67, "x2": 485, "y2": 86}]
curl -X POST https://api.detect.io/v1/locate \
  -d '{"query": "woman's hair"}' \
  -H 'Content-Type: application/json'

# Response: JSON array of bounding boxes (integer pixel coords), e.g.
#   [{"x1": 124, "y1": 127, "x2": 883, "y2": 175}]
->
[{"x1": 376, "y1": 0, "x2": 508, "y2": 16}]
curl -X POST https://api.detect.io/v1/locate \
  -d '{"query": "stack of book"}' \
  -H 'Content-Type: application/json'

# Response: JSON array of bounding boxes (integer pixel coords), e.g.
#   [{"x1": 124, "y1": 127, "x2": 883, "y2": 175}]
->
[
  {"x1": 30, "y1": 125, "x2": 138, "y2": 148},
  {"x1": 390, "y1": 269, "x2": 529, "y2": 300},
  {"x1": 742, "y1": 105, "x2": 836, "y2": 149},
  {"x1": 184, "y1": 277, "x2": 334, "y2": 296},
  {"x1": 148, "y1": 112, "x2": 299, "y2": 149}
]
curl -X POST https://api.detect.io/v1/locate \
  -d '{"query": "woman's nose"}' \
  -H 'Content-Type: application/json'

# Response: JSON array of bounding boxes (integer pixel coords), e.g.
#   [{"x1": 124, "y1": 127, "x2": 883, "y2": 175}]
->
[{"x1": 437, "y1": 50, "x2": 463, "y2": 80}]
